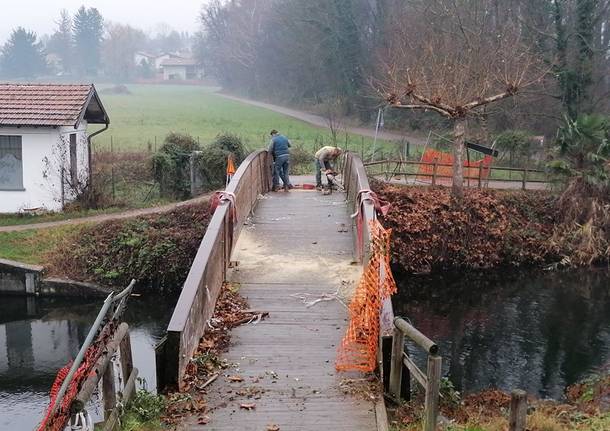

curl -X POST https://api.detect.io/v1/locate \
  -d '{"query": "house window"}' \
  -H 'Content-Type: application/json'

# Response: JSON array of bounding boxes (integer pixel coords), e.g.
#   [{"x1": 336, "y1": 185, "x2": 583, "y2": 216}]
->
[
  {"x1": 0, "y1": 135, "x2": 23, "y2": 190},
  {"x1": 69, "y1": 133, "x2": 77, "y2": 185}
]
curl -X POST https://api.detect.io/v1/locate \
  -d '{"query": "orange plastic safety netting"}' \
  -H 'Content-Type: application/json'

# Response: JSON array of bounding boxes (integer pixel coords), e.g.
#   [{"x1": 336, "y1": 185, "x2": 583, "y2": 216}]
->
[
  {"x1": 336, "y1": 219, "x2": 397, "y2": 372},
  {"x1": 416, "y1": 148, "x2": 493, "y2": 185}
]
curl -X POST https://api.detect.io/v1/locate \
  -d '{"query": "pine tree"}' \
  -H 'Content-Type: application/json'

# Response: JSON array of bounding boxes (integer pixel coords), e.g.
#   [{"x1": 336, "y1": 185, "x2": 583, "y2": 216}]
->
[
  {"x1": 0, "y1": 27, "x2": 47, "y2": 78},
  {"x1": 72, "y1": 6, "x2": 104, "y2": 76}
]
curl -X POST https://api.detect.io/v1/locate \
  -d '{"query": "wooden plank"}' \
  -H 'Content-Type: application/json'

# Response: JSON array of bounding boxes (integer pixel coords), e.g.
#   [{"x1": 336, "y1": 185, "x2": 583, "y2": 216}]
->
[
  {"x1": 423, "y1": 355, "x2": 442, "y2": 431},
  {"x1": 185, "y1": 181, "x2": 376, "y2": 430},
  {"x1": 403, "y1": 353, "x2": 427, "y2": 387}
]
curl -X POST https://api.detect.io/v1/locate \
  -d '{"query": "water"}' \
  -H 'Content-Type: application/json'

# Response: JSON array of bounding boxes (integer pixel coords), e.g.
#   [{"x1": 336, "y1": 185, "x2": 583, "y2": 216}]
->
[
  {"x1": 0, "y1": 294, "x2": 175, "y2": 431},
  {"x1": 393, "y1": 269, "x2": 610, "y2": 399}
]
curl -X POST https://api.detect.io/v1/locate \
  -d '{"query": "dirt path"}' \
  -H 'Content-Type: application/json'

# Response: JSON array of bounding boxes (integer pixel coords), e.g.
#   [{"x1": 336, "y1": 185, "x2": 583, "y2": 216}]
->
[
  {"x1": 0, "y1": 194, "x2": 211, "y2": 233},
  {"x1": 217, "y1": 92, "x2": 428, "y2": 146}
]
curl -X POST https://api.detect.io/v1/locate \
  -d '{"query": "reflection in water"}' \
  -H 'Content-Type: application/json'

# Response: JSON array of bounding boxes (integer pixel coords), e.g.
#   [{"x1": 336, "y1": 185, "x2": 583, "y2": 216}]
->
[
  {"x1": 0, "y1": 294, "x2": 176, "y2": 431},
  {"x1": 393, "y1": 269, "x2": 610, "y2": 399}
]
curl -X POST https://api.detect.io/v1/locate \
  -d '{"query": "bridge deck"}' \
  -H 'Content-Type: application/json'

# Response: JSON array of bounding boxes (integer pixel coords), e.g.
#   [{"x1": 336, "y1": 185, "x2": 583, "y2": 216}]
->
[{"x1": 186, "y1": 188, "x2": 377, "y2": 430}]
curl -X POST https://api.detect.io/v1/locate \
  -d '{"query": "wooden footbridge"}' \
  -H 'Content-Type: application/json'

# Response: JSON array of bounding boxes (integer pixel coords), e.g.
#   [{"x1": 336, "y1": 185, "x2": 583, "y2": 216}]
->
[{"x1": 156, "y1": 151, "x2": 400, "y2": 430}]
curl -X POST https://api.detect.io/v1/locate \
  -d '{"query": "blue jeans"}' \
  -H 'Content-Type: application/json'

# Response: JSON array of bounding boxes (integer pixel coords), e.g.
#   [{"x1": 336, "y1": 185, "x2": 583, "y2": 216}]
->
[
  {"x1": 273, "y1": 155, "x2": 291, "y2": 188},
  {"x1": 315, "y1": 159, "x2": 332, "y2": 186}
]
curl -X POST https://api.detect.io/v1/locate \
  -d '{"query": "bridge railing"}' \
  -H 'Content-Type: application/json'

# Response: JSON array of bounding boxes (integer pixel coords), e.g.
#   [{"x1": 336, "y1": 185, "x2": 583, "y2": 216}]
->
[{"x1": 158, "y1": 150, "x2": 272, "y2": 389}]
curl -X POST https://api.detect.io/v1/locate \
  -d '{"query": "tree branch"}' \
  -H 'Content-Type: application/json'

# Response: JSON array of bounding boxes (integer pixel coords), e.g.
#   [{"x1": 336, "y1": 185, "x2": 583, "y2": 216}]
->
[{"x1": 390, "y1": 102, "x2": 452, "y2": 117}]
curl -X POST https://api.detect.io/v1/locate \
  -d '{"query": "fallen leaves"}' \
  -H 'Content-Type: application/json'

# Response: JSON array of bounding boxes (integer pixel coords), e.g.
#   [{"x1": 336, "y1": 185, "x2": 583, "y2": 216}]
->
[
  {"x1": 372, "y1": 181, "x2": 558, "y2": 273},
  {"x1": 266, "y1": 425, "x2": 280, "y2": 431},
  {"x1": 228, "y1": 375, "x2": 244, "y2": 382},
  {"x1": 240, "y1": 403, "x2": 256, "y2": 410}
]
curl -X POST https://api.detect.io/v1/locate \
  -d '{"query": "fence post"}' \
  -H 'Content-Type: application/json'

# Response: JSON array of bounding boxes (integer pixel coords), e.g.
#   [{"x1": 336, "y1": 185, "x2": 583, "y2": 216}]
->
[
  {"x1": 423, "y1": 355, "x2": 442, "y2": 431},
  {"x1": 509, "y1": 389, "x2": 527, "y2": 431},
  {"x1": 102, "y1": 362, "x2": 116, "y2": 421},
  {"x1": 478, "y1": 164, "x2": 483, "y2": 189},
  {"x1": 389, "y1": 326, "x2": 405, "y2": 400},
  {"x1": 522, "y1": 168, "x2": 528, "y2": 190},
  {"x1": 432, "y1": 160, "x2": 438, "y2": 186}
]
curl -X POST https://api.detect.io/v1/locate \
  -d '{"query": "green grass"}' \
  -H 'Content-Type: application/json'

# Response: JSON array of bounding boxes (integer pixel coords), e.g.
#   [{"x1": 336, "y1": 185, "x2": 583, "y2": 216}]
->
[
  {"x1": 91, "y1": 84, "x2": 398, "y2": 156},
  {"x1": 0, "y1": 225, "x2": 83, "y2": 265}
]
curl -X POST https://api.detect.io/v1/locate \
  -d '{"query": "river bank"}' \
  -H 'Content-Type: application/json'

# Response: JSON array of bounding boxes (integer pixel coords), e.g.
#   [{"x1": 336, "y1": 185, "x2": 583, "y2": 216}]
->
[{"x1": 373, "y1": 182, "x2": 609, "y2": 274}]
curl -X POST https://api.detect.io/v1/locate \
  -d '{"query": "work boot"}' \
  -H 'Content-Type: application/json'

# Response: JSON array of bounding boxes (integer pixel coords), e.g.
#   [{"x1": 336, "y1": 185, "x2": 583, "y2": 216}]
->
[
  {"x1": 316, "y1": 184, "x2": 323, "y2": 191},
  {"x1": 283, "y1": 185, "x2": 290, "y2": 192},
  {"x1": 272, "y1": 185, "x2": 278, "y2": 192},
  {"x1": 288, "y1": 184, "x2": 295, "y2": 189}
]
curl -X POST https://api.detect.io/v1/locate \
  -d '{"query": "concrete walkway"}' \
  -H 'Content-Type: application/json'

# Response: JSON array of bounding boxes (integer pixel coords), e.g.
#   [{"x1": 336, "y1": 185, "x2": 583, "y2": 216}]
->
[{"x1": 185, "y1": 189, "x2": 378, "y2": 430}]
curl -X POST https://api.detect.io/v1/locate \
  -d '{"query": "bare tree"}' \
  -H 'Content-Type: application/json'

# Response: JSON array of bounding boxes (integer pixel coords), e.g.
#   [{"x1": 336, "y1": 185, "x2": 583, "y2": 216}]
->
[{"x1": 376, "y1": 0, "x2": 548, "y2": 198}]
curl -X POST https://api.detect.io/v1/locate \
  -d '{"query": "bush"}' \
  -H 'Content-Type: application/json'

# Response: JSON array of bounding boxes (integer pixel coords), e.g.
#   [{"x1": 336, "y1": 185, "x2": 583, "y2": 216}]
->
[
  {"x1": 152, "y1": 133, "x2": 201, "y2": 199},
  {"x1": 195, "y1": 133, "x2": 247, "y2": 190},
  {"x1": 47, "y1": 201, "x2": 212, "y2": 291},
  {"x1": 493, "y1": 130, "x2": 534, "y2": 166}
]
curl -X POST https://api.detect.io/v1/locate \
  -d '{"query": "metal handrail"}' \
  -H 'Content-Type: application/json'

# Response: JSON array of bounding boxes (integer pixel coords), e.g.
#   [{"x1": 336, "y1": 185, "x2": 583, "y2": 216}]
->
[{"x1": 47, "y1": 279, "x2": 135, "y2": 420}]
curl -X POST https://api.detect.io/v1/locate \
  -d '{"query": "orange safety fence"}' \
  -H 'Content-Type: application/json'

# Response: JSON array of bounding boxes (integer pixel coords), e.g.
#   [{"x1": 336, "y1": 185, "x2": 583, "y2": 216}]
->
[
  {"x1": 416, "y1": 148, "x2": 493, "y2": 185},
  {"x1": 336, "y1": 219, "x2": 397, "y2": 372}
]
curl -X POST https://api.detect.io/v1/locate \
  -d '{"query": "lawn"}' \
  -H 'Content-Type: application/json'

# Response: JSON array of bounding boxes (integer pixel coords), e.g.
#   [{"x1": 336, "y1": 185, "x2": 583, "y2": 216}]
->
[
  {"x1": 91, "y1": 84, "x2": 399, "y2": 157},
  {"x1": 0, "y1": 225, "x2": 83, "y2": 265}
]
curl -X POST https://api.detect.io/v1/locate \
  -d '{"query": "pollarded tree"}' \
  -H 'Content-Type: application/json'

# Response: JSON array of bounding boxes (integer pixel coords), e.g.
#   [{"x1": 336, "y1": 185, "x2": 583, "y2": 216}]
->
[
  {"x1": 0, "y1": 27, "x2": 47, "y2": 78},
  {"x1": 377, "y1": 0, "x2": 548, "y2": 198}
]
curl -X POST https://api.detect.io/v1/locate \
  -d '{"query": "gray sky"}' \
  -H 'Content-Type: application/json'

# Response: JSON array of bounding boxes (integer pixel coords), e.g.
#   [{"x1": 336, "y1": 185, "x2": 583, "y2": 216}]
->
[{"x1": 0, "y1": 0, "x2": 207, "y2": 43}]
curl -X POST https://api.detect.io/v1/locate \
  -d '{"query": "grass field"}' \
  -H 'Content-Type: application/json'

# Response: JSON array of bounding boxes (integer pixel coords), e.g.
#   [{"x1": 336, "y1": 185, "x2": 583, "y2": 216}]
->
[{"x1": 92, "y1": 84, "x2": 398, "y2": 157}]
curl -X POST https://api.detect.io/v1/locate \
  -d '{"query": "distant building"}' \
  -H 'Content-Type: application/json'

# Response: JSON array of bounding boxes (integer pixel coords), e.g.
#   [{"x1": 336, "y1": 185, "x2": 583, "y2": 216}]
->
[
  {"x1": 0, "y1": 83, "x2": 109, "y2": 213},
  {"x1": 159, "y1": 57, "x2": 203, "y2": 80}
]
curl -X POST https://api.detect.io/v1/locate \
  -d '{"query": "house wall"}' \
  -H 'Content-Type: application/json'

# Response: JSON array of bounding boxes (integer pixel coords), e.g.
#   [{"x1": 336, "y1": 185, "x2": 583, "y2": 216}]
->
[
  {"x1": 162, "y1": 65, "x2": 188, "y2": 80},
  {"x1": 0, "y1": 123, "x2": 89, "y2": 213}
]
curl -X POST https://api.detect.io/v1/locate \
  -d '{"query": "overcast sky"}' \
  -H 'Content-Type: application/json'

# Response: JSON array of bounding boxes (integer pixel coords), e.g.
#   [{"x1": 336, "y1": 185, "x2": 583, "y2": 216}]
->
[{"x1": 0, "y1": 0, "x2": 207, "y2": 43}]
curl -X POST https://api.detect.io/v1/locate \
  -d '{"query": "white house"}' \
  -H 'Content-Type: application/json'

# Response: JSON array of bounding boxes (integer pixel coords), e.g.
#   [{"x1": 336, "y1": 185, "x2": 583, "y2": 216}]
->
[
  {"x1": 0, "y1": 83, "x2": 110, "y2": 213},
  {"x1": 159, "y1": 58, "x2": 203, "y2": 81}
]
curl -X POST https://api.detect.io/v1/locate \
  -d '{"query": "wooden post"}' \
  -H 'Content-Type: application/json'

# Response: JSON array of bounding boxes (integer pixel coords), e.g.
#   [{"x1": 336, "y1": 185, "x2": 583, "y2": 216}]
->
[
  {"x1": 102, "y1": 361, "x2": 116, "y2": 421},
  {"x1": 423, "y1": 355, "x2": 442, "y2": 431},
  {"x1": 432, "y1": 160, "x2": 438, "y2": 186},
  {"x1": 522, "y1": 168, "x2": 528, "y2": 190},
  {"x1": 478, "y1": 164, "x2": 483, "y2": 189},
  {"x1": 119, "y1": 330, "x2": 133, "y2": 385},
  {"x1": 509, "y1": 389, "x2": 527, "y2": 431},
  {"x1": 388, "y1": 327, "x2": 405, "y2": 400}
]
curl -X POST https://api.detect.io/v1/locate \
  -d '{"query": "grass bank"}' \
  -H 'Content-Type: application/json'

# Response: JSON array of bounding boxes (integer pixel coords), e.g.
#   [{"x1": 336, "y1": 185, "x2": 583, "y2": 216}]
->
[
  {"x1": 0, "y1": 225, "x2": 84, "y2": 265},
  {"x1": 393, "y1": 371, "x2": 610, "y2": 431}
]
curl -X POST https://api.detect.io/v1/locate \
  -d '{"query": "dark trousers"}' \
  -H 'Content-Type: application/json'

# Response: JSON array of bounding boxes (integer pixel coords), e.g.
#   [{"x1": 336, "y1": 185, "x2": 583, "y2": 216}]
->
[{"x1": 273, "y1": 155, "x2": 291, "y2": 188}]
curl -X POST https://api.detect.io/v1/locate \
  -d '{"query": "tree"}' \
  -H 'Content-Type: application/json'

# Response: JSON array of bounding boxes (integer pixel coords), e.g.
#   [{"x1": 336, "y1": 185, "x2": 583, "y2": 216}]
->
[
  {"x1": 0, "y1": 27, "x2": 47, "y2": 78},
  {"x1": 103, "y1": 23, "x2": 146, "y2": 82},
  {"x1": 72, "y1": 6, "x2": 104, "y2": 76},
  {"x1": 377, "y1": 0, "x2": 547, "y2": 198},
  {"x1": 47, "y1": 10, "x2": 73, "y2": 74}
]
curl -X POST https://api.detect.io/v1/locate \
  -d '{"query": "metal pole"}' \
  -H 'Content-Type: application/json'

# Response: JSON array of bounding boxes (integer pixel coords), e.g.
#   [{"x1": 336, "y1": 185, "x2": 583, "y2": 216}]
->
[
  {"x1": 47, "y1": 279, "x2": 135, "y2": 419},
  {"x1": 48, "y1": 293, "x2": 114, "y2": 418}
]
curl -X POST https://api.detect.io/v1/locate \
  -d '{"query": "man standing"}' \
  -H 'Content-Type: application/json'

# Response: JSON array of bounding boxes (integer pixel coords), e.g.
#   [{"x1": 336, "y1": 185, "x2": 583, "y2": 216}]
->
[
  {"x1": 268, "y1": 129, "x2": 293, "y2": 191},
  {"x1": 314, "y1": 146, "x2": 343, "y2": 190}
]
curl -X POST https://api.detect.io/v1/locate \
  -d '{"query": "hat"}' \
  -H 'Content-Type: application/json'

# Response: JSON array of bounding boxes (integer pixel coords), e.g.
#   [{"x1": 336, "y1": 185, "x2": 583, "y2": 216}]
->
[{"x1": 270, "y1": 129, "x2": 279, "y2": 136}]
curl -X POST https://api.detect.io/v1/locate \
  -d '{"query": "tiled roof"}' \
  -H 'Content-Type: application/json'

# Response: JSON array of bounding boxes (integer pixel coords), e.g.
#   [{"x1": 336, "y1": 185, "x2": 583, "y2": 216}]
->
[{"x1": 0, "y1": 83, "x2": 107, "y2": 127}]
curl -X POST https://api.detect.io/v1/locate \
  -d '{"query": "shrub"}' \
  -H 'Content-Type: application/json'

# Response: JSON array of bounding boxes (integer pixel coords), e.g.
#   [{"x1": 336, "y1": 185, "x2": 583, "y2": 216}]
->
[
  {"x1": 195, "y1": 133, "x2": 247, "y2": 190},
  {"x1": 152, "y1": 133, "x2": 201, "y2": 199},
  {"x1": 494, "y1": 130, "x2": 534, "y2": 165}
]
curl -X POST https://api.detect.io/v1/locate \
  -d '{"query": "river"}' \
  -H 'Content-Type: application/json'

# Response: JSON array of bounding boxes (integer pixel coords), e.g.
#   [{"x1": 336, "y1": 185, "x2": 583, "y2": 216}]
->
[
  {"x1": 0, "y1": 294, "x2": 176, "y2": 431},
  {"x1": 1, "y1": 269, "x2": 609, "y2": 430},
  {"x1": 393, "y1": 268, "x2": 610, "y2": 399}
]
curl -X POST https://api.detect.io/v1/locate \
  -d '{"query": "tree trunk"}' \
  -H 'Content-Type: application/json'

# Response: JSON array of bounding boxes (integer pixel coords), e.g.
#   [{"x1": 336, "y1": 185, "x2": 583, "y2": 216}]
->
[{"x1": 452, "y1": 117, "x2": 466, "y2": 199}]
